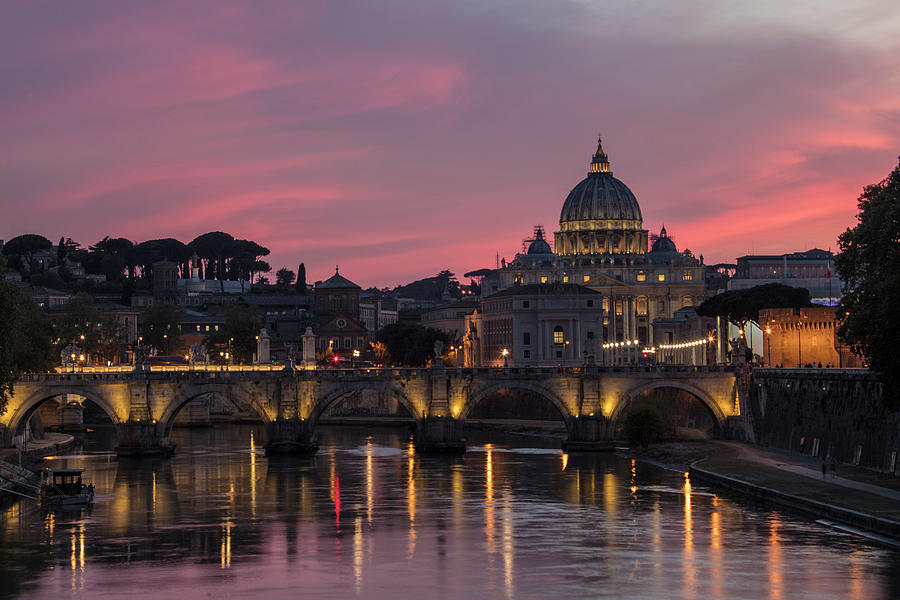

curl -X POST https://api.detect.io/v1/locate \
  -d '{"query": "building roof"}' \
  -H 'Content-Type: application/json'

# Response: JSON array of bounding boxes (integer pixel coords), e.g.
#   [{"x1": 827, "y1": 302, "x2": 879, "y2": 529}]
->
[
  {"x1": 487, "y1": 283, "x2": 601, "y2": 298},
  {"x1": 316, "y1": 267, "x2": 361, "y2": 289}
]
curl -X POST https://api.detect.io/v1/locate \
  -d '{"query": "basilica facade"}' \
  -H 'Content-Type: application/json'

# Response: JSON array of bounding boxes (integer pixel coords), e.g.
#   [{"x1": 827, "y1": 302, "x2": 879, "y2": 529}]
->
[{"x1": 466, "y1": 138, "x2": 710, "y2": 366}]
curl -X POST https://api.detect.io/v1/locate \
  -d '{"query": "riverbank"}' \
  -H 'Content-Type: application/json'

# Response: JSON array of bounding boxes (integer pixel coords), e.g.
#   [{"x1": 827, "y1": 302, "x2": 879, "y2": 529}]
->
[
  {"x1": 630, "y1": 439, "x2": 900, "y2": 546},
  {"x1": 0, "y1": 433, "x2": 76, "y2": 506},
  {"x1": 0, "y1": 432, "x2": 76, "y2": 469}
]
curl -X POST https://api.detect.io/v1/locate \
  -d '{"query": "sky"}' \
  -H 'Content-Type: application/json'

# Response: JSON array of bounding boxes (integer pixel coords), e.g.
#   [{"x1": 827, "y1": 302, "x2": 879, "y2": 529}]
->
[{"x1": 2, "y1": 1, "x2": 899, "y2": 287}]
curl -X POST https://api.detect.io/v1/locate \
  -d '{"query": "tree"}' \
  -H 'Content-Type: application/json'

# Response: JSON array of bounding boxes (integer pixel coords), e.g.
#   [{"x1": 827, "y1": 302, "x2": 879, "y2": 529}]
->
[
  {"x1": 2, "y1": 234, "x2": 53, "y2": 273},
  {"x1": 620, "y1": 406, "x2": 671, "y2": 448},
  {"x1": 696, "y1": 283, "x2": 812, "y2": 328},
  {"x1": 0, "y1": 282, "x2": 55, "y2": 414},
  {"x1": 296, "y1": 262, "x2": 307, "y2": 293},
  {"x1": 276, "y1": 267, "x2": 295, "y2": 288},
  {"x1": 835, "y1": 158, "x2": 900, "y2": 409},
  {"x1": 140, "y1": 302, "x2": 185, "y2": 355},
  {"x1": 373, "y1": 322, "x2": 448, "y2": 366},
  {"x1": 52, "y1": 293, "x2": 125, "y2": 364},
  {"x1": 204, "y1": 304, "x2": 261, "y2": 364}
]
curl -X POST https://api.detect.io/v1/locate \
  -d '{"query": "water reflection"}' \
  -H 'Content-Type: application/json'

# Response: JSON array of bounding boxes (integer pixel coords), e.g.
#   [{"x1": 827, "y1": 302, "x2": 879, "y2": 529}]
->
[{"x1": 0, "y1": 424, "x2": 896, "y2": 600}]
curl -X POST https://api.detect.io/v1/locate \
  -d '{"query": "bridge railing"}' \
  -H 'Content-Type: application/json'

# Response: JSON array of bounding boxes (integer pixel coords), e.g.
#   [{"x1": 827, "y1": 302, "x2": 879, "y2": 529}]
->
[{"x1": 21, "y1": 363, "x2": 738, "y2": 383}]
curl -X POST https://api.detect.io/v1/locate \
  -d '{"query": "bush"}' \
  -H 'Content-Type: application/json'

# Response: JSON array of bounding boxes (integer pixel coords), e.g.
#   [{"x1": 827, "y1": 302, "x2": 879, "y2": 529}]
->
[{"x1": 621, "y1": 406, "x2": 671, "y2": 448}]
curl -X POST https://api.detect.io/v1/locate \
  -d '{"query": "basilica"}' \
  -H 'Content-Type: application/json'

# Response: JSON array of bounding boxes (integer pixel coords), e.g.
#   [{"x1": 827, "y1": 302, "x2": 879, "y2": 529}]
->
[{"x1": 463, "y1": 138, "x2": 710, "y2": 366}]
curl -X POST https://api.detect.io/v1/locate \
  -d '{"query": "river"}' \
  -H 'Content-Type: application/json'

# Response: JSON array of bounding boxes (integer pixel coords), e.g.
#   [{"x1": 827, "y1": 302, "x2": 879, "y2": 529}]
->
[{"x1": 0, "y1": 424, "x2": 897, "y2": 599}]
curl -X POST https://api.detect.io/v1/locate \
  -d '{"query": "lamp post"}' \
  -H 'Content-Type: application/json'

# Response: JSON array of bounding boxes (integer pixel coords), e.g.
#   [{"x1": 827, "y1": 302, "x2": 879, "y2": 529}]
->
[
  {"x1": 352, "y1": 349, "x2": 360, "y2": 368},
  {"x1": 501, "y1": 347, "x2": 509, "y2": 367},
  {"x1": 765, "y1": 326, "x2": 771, "y2": 366}
]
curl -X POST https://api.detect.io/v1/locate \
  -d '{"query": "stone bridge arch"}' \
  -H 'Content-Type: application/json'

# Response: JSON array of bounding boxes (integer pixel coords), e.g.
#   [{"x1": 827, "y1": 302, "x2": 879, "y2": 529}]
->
[
  {"x1": 6, "y1": 385, "x2": 125, "y2": 435},
  {"x1": 459, "y1": 381, "x2": 575, "y2": 427},
  {"x1": 309, "y1": 381, "x2": 421, "y2": 427},
  {"x1": 159, "y1": 383, "x2": 273, "y2": 436},
  {"x1": 608, "y1": 379, "x2": 729, "y2": 431}
]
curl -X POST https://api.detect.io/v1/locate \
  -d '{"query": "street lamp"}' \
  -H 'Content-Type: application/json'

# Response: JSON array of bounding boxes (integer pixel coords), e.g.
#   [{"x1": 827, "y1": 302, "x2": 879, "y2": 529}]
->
[
  {"x1": 352, "y1": 348, "x2": 360, "y2": 368},
  {"x1": 501, "y1": 347, "x2": 509, "y2": 367}
]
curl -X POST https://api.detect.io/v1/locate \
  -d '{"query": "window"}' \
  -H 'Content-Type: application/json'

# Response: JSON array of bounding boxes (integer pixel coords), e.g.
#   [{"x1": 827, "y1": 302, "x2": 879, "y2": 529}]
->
[
  {"x1": 587, "y1": 299, "x2": 594, "y2": 307},
  {"x1": 524, "y1": 350, "x2": 530, "y2": 358},
  {"x1": 523, "y1": 332, "x2": 531, "y2": 345},
  {"x1": 682, "y1": 295, "x2": 692, "y2": 306},
  {"x1": 583, "y1": 275, "x2": 590, "y2": 283},
  {"x1": 344, "y1": 337, "x2": 351, "y2": 349},
  {"x1": 602, "y1": 297, "x2": 609, "y2": 312},
  {"x1": 553, "y1": 326, "x2": 564, "y2": 345},
  {"x1": 563, "y1": 275, "x2": 569, "y2": 283},
  {"x1": 587, "y1": 331, "x2": 594, "y2": 339},
  {"x1": 637, "y1": 270, "x2": 646, "y2": 282},
  {"x1": 357, "y1": 338, "x2": 364, "y2": 348},
  {"x1": 556, "y1": 350, "x2": 563, "y2": 358},
  {"x1": 615, "y1": 300, "x2": 623, "y2": 316},
  {"x1": 682, "y1": 270, "x2": 693, "y2": 281},
  {"x1": 540, "y1": 276, "x2": 548, "y2": 283},
  {"x1": 522, "y1": 300, "x2": 530, "y2": 308},
  {"x1": 657, "y1": 273, "x2": 666, "y2": 282},
  {"x1": 196, "y1": 325, "x2": 201, "y2": 332},
  {"x1": 637, "y1": 296, "x2": 648, "y2": 315}
]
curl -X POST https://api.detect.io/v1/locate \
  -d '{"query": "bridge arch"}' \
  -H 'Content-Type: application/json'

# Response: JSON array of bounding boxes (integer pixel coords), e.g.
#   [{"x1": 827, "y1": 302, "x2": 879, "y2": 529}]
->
[
  {"x1": 459, "y1": 381, "x2": 574, "y2": 426},
  {"x1": 609, "y1": 379, "x2": 728, "y2": 431},
  {"x1": 7, "y1": 385, "x2": 124, "y2": 435},
  {"x1": 310, "y1": 381, "x2": 419, "y2": 426},
  {"x1": 159, "y1": 384, "x2": 272, "y2": 436}
]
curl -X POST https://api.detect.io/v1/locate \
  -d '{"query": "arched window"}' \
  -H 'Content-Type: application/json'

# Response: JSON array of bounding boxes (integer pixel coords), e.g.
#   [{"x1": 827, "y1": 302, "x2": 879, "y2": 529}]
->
[
  {"x1": 553, "y1": 326, "x2": 564, "y2": 345},
  {"x1": 637, "y1": 296, "x2": 648, "y2": 315}
]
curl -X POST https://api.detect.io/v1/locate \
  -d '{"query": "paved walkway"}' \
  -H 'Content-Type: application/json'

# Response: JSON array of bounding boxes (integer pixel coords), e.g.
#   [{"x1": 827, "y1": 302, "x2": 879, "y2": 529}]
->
[{"x1": 715, "y1": 441, "x2": 900, "y2": 501}]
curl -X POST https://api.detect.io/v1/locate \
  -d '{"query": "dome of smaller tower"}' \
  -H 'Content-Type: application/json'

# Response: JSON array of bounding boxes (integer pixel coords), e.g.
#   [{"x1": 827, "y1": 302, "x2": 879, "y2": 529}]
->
[
  {"x1": 527, "y1": 226, "x2": 553, "y2": 255},
  {"x1": 650, "y1": 226, "x2": 677, "y2": 253}
]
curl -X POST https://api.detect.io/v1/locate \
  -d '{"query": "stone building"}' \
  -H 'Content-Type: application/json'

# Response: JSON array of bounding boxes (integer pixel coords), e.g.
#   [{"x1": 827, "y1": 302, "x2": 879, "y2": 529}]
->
[
  {"x1": 464, "y1": 283, "x2": 603, "y2": 367},
  {"x1": 313, "y1": 268, "x2": 368, "y2": 358},
  {"x1": 759, "y1": 307, "x2": 863, "y2": 368},
  {"x1": 469, "y1": 137, "x2": 709, "y2": 363},
  {"x1": 731, "y1": 249, "x2": 842, "y2": 306}
]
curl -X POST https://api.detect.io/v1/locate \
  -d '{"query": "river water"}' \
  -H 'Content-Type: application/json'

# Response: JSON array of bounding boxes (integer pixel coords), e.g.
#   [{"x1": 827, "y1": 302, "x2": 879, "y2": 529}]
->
[{"x1": 0, "y1": 424, "x2": 897, "y2": 599}]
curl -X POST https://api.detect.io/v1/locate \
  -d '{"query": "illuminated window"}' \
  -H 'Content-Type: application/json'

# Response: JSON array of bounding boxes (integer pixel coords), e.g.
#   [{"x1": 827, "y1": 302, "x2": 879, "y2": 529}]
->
[
  {"x1": 682, "y1": 295, "x2": 692, "y2": 306},
  {"x1": 615, "y1": 300, "x2": 623, "y2": 316},
  {"x1": 540, "y1": 276, "x2": 548, "y2": 283},
  {"x1": 583, "y1": 275, "x2": 590, "y2": 283},
  {"x1": 205, "y1": 325, "x2": 210, "y2": 331},
  {"x1": 553, "y1": 326, "x2": 564, "y2": 345},
  {"x1": 637, "y1": 270, "x2": 646, "y2": 282},
  {"x1": 214, "y1": 325, "x2": 219, "y2": 331},
  {"x1": 657, "y1": 273, "x2": 666, "y2": 282},
  {"x1": 196, "y1": 325, "x2": 201, "y2": 332},
  {"x1": 563, "y1": 275, "x2": 569, "y2": 283},
  {"x1": 602, "y1": 297, "x2": 609, "y2": 312},
  {"x1": 637, "y1": 297, "x2": 648, "y2": 315},
  {"x1": 682, "y1": 270, "x2": 693, "y2": 281}
]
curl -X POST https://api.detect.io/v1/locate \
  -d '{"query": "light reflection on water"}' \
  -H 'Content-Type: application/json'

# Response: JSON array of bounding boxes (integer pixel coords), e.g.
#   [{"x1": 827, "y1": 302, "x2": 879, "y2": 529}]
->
[{"x1": 0, "y1": 424, "x2": 897, "y2": 600}]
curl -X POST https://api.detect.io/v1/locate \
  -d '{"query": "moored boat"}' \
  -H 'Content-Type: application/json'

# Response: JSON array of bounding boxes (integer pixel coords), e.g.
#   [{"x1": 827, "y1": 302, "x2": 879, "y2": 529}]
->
[{"x1": 40, "y1": 469, "x2": 94, "y2": 507}]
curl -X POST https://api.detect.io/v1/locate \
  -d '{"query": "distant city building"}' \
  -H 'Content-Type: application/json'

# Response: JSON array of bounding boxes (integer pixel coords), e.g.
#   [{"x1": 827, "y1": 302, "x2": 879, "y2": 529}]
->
[
  {"x1": 463, "y1": 137, "x2": 712, "y2": 365},
  {"x1": 359, "y1": 300, "x2": 399, "y2": 334},
  {"x1": 731, "y1": 249, "x2": 842, "y2": 306},
  {"x1": 759, "y1": 307, "x2": 863, "y2": 368},
  {"x1": 464, "y1": 283, "x2": 603, "y2": 367},
  {"x1": 313, "y1": 268, "x2": 368, "y2": 357}
]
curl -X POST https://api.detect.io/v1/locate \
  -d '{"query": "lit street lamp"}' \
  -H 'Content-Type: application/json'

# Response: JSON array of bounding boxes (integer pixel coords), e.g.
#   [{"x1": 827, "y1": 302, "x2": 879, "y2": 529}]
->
[{"x1": 501, "y1": 347, "x2": 509, "y2": 367}]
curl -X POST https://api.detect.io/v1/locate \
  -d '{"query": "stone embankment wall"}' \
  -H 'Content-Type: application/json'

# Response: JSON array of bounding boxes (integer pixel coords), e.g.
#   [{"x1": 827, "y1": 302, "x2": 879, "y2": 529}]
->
[{"x1": 750, "y1": 369, "x2": 900, "y2": 473}]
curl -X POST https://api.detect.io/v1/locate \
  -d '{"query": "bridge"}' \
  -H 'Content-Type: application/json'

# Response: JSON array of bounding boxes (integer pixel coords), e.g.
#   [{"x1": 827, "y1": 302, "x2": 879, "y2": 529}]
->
[{"x1": 1, "y1": 365, "x2": 742, "y2": 456}]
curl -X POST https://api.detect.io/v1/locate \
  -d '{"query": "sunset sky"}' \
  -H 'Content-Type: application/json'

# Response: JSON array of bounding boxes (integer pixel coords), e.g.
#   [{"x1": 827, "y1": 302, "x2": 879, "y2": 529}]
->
[{"x1": 2, "y1": 1, "x2": 899, "y2": 287}]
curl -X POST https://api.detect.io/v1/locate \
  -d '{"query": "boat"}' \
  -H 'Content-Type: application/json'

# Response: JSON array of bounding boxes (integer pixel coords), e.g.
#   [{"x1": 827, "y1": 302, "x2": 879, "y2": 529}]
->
[{"x1": 40, "y1": 469, "x2": 94, "y2": 507}]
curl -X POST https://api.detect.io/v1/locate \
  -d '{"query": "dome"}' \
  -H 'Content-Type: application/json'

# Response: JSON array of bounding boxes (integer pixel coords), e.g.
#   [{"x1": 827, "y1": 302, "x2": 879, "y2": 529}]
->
[
  {"x1": 559, "y1": 174, "x2": 642, "y2": 222},
  {"x1": 527, "y1": 227, "x2": 553, "y2": 255},
  {"x1": 554, "y1": 137, "x2": 649, "y2": 258},
  {"x1": 650, "y1": 226, "x2": 677, "y2": 253}
]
